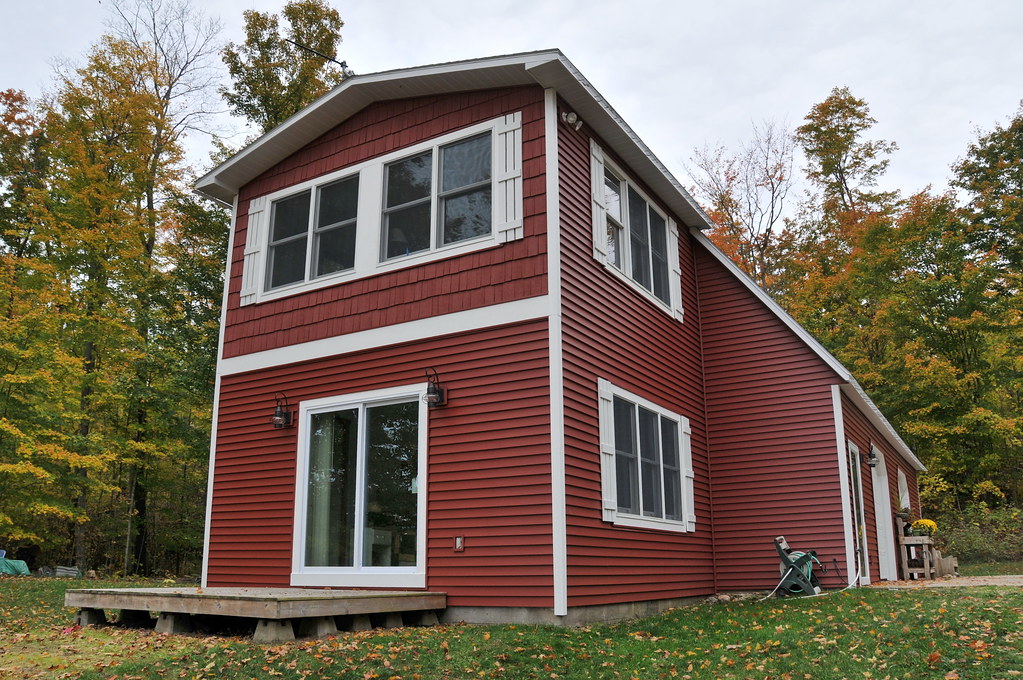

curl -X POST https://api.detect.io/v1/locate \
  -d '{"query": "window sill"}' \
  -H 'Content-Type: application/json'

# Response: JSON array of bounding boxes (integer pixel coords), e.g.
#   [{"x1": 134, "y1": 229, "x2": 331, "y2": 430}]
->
[{"x1": 609, "y1": 513, "x2": 691, "y2": 534}]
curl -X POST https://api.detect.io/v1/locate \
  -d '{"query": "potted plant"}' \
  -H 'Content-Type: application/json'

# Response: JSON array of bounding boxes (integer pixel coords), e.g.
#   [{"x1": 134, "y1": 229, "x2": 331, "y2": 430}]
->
[{"x1": 911, "y1": 518, "x2": 937, "y2": 537}]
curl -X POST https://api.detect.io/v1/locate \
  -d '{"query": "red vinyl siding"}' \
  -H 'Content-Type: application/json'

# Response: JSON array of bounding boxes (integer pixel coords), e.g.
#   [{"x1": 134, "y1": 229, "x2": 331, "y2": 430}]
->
[
  {"x1": 222, "y1": 87, "x2": 548, "y2": 359},
  {"x1": 206, "y1": 319, "x2": 555, "y2": 608},
  {"x1": 840, "y1": 392, "x2": 920, "y2": 581},
  {"x1": 695, "y1": 245, "x2": 850, "y2": 590},
  {"x1": 557, "y1": 109, "x2": 716, "y2": 607}
]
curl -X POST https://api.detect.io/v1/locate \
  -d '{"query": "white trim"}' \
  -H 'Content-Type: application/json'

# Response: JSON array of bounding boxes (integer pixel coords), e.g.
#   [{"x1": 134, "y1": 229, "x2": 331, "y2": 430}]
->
[
  {"x1": 290, "y1": 383, "x2": 428, "y2": 589},
  {"x1": 871, "y1": 446, "x2": 898, "y2": 581},
  {"x1": 695, "y1": 229, "x2": 924, "y2": 472},
  {"x1": 545, "y1": 89, "x2": 568, "y2": 617},
  {"x1": 201, "y1": 195, "x2": 239, "y2": 588},
  {"x1": 596, "y1": 378, "x2": 694, "y2": 533},
  {"x1": 218, "y1": 295, "x2": 549, "y2": 376},
  {"x1": 832, "y1": 385, "x2": 856, "y2": 588},
  {"x1": 246, "y1": 116, "x2": 522, "y2": 306}
]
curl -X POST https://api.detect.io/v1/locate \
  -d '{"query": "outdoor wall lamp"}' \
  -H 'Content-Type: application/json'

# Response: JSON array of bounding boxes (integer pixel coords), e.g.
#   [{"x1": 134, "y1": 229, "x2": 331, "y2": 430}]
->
[
  {"x1": 424, "y1": 368, "x2": 447, "y2": 408},
  {"x1": 864, "y1": 449, "x2": 879, "y2": 468},
  {"x1": 561, "y1": 110, "x2": 584, "y2": 131},
  {"x1": 270, "y1": 392, "x2": 294, "y2": 428}
]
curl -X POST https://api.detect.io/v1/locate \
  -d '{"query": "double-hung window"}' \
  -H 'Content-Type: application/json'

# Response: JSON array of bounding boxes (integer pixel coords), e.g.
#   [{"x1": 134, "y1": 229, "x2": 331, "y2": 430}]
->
[
  {"x1": 238, "y1": 112, "x2": 523, "y2": 306},
  {"x1": 292, "y1": 384, "x2": 427, "y2": 588},
  {"x1": 266, "y1": 175, "x2": 359, "y2": 291},
  {"x1": 591, "y1": 141, "x2": 684, "y2": 320},
  {"x1": 382, "y1": 133, "x2": 493, "y2": 260},
  {"x1": 597, "y1": 379, "x2": 695, "y2": 532}
]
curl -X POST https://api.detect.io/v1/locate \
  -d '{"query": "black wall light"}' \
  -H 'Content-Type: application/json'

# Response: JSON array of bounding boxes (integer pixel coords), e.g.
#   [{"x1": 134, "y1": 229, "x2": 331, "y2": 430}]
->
[
  {"x1": 864, "y1": 448, "x2": 879, "y2": 468},
  {"x1": 424, "y1": 368, "x2": 447, "y2": 408},
  {"x1": 271, "y1": 392, "x2": 295, "y2": 428}
]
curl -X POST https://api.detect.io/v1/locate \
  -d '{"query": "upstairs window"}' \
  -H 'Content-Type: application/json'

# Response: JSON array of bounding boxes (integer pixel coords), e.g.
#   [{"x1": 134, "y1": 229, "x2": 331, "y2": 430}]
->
[
  {"x1": 591, "y1": 140, "x2": 684, "y2": 321},
  {"x1": 597, "y1": 379, "x2": 695, "y2": 532},
  {"x1": 383, "y1": 133, "x2": 492, "y2": 260},
  {"x1": 266, "y1": 175, "x2": 359, "y2": 290},
  {"x1": 239, "y1": 113, "x2": 523, "y2": 306}
]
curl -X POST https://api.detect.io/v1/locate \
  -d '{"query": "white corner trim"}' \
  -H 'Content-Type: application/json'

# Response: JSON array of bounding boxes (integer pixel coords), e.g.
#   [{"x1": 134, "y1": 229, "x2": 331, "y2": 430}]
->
[
  {"x1": 218, "y1": 295, "x2": 550, "y2": 376},
  {"x1": 545, "y1": 88, "x2": 568, "y2": 618},
  {"x1": 832, "y1": 385, "x2": 856, "y2": 589},
  {"x1": 201, "y1": 195, "x2": 239, "y2": 588}
]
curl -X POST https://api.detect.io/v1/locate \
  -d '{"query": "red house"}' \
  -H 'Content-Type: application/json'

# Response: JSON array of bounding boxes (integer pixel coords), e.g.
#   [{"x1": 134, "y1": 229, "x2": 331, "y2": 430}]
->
[{"x1": 195, "y1": 50, "x2": 925, "y2": 624}]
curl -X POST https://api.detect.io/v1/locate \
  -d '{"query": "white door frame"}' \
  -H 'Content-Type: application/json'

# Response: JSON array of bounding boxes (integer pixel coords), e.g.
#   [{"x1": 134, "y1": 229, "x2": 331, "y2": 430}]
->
[
  {"x1": 870, "y1": 446, "x2": 898, "y2": 580},
  {"x1": 846, "y1": 441, "x2": 871, "y2": 584}
]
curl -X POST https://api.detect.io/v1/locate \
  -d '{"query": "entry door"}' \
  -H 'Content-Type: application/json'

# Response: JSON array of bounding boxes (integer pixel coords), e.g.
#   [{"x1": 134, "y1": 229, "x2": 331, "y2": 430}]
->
[{"x1": 870, "y1": 447, "x2": 898, "y2": 580}]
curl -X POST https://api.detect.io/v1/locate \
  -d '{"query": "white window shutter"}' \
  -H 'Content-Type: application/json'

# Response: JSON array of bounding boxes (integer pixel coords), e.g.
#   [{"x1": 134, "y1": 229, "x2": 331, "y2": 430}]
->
[
  {"x1": 590, "y1": 139, "x2": 608, "y2": 263},
  {"x1": 668, "y1": 218, "x2": 685, "y2": 322},
  {"x1": 681, "y1": 418, "x2": 696, "y2": 531},
  {"x1": 239, "y1": 196, "x2": 267, "y2": 306},
  {"x1": 494, "y1": 112, "x2": 523, "y2": 243},
  {"x1": 597, "y1": 379, "x2": 617, "y2": 522}
]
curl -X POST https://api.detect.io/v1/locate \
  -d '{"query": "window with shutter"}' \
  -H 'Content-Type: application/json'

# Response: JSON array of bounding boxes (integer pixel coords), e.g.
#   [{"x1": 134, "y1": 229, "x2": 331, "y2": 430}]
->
[
  {"x1": 590, "y1": 142, "x2": 685, "y2": 321},
  {"x1": 597, "y1": 379, "x2": 695, "y2": 532}
]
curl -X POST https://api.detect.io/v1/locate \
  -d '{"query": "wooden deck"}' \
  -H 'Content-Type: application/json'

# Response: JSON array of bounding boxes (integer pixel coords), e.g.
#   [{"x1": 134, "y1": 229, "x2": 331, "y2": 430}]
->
[{"x1": 65, "y1": 587, "x2": 447, "y2": 642}]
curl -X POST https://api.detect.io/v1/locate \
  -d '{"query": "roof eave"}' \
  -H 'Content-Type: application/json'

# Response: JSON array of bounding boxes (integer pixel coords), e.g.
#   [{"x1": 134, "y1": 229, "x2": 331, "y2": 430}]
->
[{"x1": 195, "y1": 50, "x2": 711, "y2": 229}]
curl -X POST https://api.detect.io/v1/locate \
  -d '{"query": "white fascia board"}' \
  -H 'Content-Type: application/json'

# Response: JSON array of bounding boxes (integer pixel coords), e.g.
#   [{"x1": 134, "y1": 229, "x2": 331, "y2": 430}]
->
[
  {"x1": 195, "y1": 51, "x2": 562, "y2": 204},
  {"x1": 692, "y1": 228, "x2": 924, "y2": 472}
]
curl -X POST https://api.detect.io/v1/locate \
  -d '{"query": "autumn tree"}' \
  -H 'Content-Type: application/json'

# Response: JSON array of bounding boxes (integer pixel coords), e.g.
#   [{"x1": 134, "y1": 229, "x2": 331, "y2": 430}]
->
[
  {"x1": 686, "y1": 121, "x2": 797, "y2": 293},
  {"x1": 221, "y1": 0, "x2": 346, "y2": 134},
  {"x1": 106, "y1": 0, "x2": 222, "y2": 575},
  {"x1": 795, "y1": 86, "x2": 898, "y2": 216}
]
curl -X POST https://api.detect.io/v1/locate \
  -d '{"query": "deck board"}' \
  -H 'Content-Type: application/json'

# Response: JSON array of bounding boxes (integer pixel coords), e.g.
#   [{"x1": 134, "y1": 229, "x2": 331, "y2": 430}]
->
[{"x1": 65, "y1": 587, "x2": 446, "y2": 619}]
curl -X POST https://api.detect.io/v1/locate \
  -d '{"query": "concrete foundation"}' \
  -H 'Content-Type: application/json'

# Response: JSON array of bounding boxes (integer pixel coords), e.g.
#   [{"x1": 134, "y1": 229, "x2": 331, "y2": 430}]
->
[{"x1": 441, "y1": 595, "x2": 706, "y2": 626}]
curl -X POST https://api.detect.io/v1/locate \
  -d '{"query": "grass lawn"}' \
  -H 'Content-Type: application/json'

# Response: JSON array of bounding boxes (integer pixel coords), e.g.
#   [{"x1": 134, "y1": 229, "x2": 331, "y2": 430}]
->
[
  {"x1": 2, "y1": 576, "x2": 1022, "y2": 679},
  {"x1": 959, "y1": 561, "x2": 1023, "y2": 577}
]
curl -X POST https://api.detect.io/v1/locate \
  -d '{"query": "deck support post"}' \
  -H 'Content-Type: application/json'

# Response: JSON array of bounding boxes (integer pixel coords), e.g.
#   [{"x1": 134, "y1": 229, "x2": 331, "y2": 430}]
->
[
  {"x1": 419, "y1": 610, "x2": 440, "y2": 626},
  {"x1": 155, "y1": 612, "x2": 193, "y2": 635},
  {"x1": 75, "y1": 608, "x2": 107, "y2": 627},
  {"x1": 351, "y1": 614, "x2": 372, "y2": 631},
  {"x1": 254, "y1": 619, "x2": 296, "y2": 643},
  {"x1": 384, "y1": 612, "x2": 404, "y2": 628},
  {"x1": 297, "y1": 616, "x2": 337, "y2": 639}
]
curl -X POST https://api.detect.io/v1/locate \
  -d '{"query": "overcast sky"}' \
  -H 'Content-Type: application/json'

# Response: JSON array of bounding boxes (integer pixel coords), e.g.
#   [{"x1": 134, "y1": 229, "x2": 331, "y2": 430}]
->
[{"x1": 4, "y1": 0, "x2": 1023, "y2": 197}]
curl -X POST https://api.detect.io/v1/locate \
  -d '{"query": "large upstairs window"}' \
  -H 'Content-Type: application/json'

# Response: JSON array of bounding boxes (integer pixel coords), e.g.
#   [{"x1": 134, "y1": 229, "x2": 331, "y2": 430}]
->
[{"x1": 238, "y1": 113, "x2": 523, "y2": 306}]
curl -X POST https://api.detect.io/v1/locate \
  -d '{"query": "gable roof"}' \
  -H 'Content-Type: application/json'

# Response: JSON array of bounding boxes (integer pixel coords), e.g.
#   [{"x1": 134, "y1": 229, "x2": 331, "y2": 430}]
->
[
  {"x1": 195, "y1": 49, "x2": 711, "y2": 231},
  {"x1": 691, "y1": 229, "x2": 925, "y2": 471}
]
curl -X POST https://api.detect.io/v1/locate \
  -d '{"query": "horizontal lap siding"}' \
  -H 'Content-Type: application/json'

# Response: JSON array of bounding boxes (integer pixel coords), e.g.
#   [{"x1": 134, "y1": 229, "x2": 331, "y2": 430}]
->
[
  {"x1": 557, "y1": 113, "x2": 715, "y2": 608},
  {"x1": 696, "y1": 247, "x2": 848, "y2": 590},
  {"x1": 207, "y1": 320, "x2": 555, "y2": 608},
  {"x1": 840, "y1": 392, "x2": 919, "y2": 581},
  {"x1": 223, "y1": 87, "x2": 548, "y2": 359}
]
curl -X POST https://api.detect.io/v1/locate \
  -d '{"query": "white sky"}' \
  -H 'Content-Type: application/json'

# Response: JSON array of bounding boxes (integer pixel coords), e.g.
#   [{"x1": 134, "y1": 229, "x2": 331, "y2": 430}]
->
[{"x1": 4, "y1": 0, "x2": 1023, "y2": 197}]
